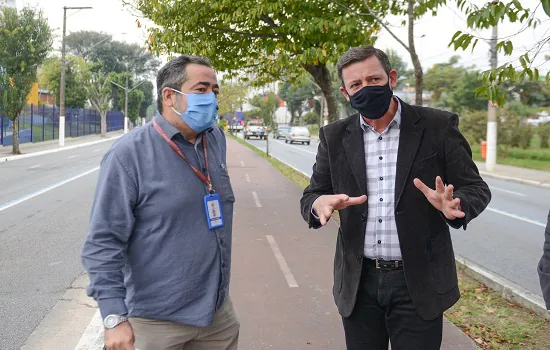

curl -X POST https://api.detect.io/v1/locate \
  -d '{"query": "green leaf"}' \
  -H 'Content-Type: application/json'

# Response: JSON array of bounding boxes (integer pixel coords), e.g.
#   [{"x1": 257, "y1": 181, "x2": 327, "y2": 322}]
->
[
  {"x1": 498, "y1": 92, "x2": 505, "y2": 107},
  {"x1": 519, "y1": 56, "x2": 528, "y2": 69},
  {"x1": 471, "y1": 38, "x2": 479, "y2": 52},
  {"x1": 542, "y1": 0, "x2": 550, "y2": 17}
]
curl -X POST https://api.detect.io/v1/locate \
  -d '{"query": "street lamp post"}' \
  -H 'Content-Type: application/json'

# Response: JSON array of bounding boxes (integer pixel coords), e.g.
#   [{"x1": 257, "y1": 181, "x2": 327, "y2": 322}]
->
[{"x1": 59, "y1": 6, "x2": 92, "y2": 147}]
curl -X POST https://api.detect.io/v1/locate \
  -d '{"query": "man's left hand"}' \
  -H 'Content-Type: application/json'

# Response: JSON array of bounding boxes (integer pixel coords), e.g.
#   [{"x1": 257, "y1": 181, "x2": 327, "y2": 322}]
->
[{"x1": 414, "y1": 176, "x2": 465, "y2": 220}]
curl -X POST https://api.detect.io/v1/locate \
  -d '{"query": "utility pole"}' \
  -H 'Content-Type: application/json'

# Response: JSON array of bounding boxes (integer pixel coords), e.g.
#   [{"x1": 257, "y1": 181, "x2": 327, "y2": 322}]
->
[
  {"x1": 59, "y1": 6, "x2": 92, "y2": 147},
  {"x1": 486, "y1": 22, "x2": 498, "y2": 171}
]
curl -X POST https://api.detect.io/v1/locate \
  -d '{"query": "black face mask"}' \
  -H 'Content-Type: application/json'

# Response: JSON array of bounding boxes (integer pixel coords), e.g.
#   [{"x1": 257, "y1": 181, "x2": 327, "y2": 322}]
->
[{"x1": 348, "y1": 82, "x2": 393, "y2": 120}]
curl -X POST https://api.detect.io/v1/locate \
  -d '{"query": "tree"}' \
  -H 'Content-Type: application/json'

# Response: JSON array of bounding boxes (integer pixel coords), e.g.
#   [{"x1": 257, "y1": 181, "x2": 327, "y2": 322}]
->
[
  {"x1": 440, "y1": 70, "x2": 488, "y2": 113},
  {"x1": 0, "y1": 7, "x2": 53, "y2": 154},
  {"x1": 423, "y1": 56, "x2": 464, "y2": 101},
  {"x1": 217, "y1": 81, "x2": 248, "y2": 118},
  {"x1": 451, "y1": 0, "x2": 550, "y2": 105},
  {"x1": 386, "y1": 48, "x2": 413, "y2": 88},
  {"x1": 136, "y1": 80, "x2": 154, "y2": 119},
  {"x1": 129, "y1": 0, "x2": 392, "y2": 124},
  {"x1": 127, "y1": 89, "x2": 144, "y2": 124},
  {"x1": 65, "y1": 30, "x2": 161, "y2": 78},
  {"x1": 248, "y1": 92, "x2": 279, "y2": 155},
  {"x1": 38, "y1": 55, "x2": 90, "y2": 108},
  {"x1": 279, "y1": 76, "x2": 319, "y2": 125},
  {"x1": 86, "y1": 64, "x2": 112, "y2": 137}
]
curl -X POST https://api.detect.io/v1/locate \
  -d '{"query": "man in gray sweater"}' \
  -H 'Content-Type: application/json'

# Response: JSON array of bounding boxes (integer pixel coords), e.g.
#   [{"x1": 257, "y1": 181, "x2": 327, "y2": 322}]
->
[{"x1": 81, "y1": 55, "x2": 239, "y2": 350}]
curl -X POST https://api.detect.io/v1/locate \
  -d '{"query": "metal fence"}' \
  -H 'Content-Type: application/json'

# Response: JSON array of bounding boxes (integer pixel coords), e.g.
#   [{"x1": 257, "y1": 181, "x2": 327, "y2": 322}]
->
[{"x1": 0, "y1": 105, "x2": 124, "y2": 146}]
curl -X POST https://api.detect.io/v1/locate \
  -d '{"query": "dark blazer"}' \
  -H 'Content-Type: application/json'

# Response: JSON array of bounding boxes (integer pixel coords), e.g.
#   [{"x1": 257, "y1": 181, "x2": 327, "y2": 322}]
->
[
  {"x1": 538, "y1": 210, "x2": 550, "y2": 310},
  {"x1": 300, "y1": 99, "x2": 491, "y2": 320}
]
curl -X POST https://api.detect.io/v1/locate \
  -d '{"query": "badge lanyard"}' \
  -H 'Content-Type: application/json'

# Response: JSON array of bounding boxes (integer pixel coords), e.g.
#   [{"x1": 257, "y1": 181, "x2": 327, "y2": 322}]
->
[{"x1": 153, "y1": 118, "x2": 224, "y2": 229}]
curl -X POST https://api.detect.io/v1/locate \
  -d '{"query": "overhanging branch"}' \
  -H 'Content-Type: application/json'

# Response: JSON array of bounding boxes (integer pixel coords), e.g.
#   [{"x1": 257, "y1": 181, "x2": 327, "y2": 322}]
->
[{"x1": 204, "y1": 24, "x2": 278, "y2": 39}]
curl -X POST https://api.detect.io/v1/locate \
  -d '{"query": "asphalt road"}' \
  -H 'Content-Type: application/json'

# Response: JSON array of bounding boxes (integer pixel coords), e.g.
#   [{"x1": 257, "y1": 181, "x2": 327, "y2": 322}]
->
[
  {"x1": 246, "y1": 135, "x2": 550, "y2": 299},
  {"x1": 0, "y1": 141, "x2": 116, "y2": 350}
]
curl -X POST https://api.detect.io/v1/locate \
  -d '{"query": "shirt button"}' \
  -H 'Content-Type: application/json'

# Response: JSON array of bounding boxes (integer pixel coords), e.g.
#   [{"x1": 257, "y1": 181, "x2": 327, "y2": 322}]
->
[
  {"x1": 379, "y1": 177, "x2": 383, "y2": 181},
  {"x1": 379, "y1": 219, "x2": 382, "y2": 223},
  {"x1": 377, "y1": 240, "x2": 382, "y2": 244},
  {"x1": 361, "y1": 214, "x2": 366, "y2": 222},
  {"x1": 379, "y1": 156, "x2": 383, "y2": 160},
  {"x1": 379, "y1": 198, "x2": 383, "y2": 202},
  {"x1": 356, "y1": 253, "x2": 362, "y2": 259}
]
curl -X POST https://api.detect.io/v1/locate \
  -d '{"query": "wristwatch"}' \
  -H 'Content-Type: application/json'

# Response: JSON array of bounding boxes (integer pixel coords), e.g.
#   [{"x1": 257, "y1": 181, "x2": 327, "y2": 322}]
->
[{"x1": 103, "y1": 314, "x2": 129, "y2": 329}]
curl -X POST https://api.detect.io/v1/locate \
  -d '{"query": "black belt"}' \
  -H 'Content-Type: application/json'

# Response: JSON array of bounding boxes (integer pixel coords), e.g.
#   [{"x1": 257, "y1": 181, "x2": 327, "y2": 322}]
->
[{"x1": 364, "y1": 257, "x2": 403, "y2": 270}]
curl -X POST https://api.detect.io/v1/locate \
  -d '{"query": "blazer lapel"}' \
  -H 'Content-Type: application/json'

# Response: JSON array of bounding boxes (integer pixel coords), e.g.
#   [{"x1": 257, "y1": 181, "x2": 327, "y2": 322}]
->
[
  {"x1": 343, "y1": 115, "x2": 367, "y2": 195},
  {"x1": 395, "y1": 100, "x2": 424, "y2": 208}
]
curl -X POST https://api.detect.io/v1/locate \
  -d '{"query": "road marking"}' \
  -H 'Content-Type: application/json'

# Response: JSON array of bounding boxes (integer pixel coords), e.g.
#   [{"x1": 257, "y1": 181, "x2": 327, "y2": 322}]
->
[
  {"x1": 486, "y1": 207, "x2": 546, "y2": 227},
  {"x1": 240, "y1": 160, "x2": 245, "y2": 167},
  {"x1": 252, "y1": 191, "x2": 262, "y2": 208},
  {"x1": 274, "y1": 140, "x2": 317, "y2": 155},
  {"x1": 29, "y1": 164, "x2": 41, "y2": 169},
  {"x1": 68, "y1": 155, "x2": 78, "y2": 159},
  {"x1": 0, "y1": 167, "x2": 100, "y2": 213},
  {"x1": 48, "y1": 261, "x2": 62, "y2": 267},
  {"x1": 490, "y1": 186, "x2": 526, "y2": 197},
  {"x1": 245, "y1": 173, "x2": 251, "y2": 183},
  {"x1": 93, "y1": 148, "x2": 102, "y2": 152},
  {"x1": 266, "y1": 235, "x2": 299, "y2": 288},
  {"x1": 236, "y1": 153, "x2": 241, "y2": 159}
]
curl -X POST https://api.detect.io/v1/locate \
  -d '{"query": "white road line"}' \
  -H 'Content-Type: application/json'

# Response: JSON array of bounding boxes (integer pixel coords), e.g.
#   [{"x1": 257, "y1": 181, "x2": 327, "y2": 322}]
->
[
  {"x1": 236, "y1": 153, "x2": 241, "y2": 159},
  {"x1": 245, "y1": 173, "x2": 251, "y2": 183},
  {"x1": 252, "y1": 191, "x2": 262, "y2": 208},
  {"x1": 68, "y1": 155, "x2": 78, "y2": 159},
  {"x1": 74, "y1": 310, "x2": 105, "y2": 350},
  {"x1": 93, "y1": 148, "x2": 102, "y2": 152},
  {"x1": 29, "y1": 164, "x2": 41, "y2": 169},
  {"x1": 240, "y1": 160, "x2": 245, "y2": 167},
  {"x1": 274, "y1": 140, "x2": 317, "y2": 155},
  {"x1": 486, "y1": 207, "x2": 546, "y2": 227},
  {"x1": 0, "y1": 167, "x2": 100, "y2": 213},
  {"x1": 490, "y1": 186, "x2": 526, "y2": 197},
  {"x1": 266, "y1": 235, "x2": 299, "y2": 288}
]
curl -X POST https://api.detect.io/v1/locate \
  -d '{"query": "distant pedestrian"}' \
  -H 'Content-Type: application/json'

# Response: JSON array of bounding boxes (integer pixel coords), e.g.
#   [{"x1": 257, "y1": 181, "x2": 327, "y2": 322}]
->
[
  {"x1": 82, "y1": 55, "x2": 239, "y2": 350},
  {"x1": 538, "y1": 209, "x2": 550, "y2": 309},
  {"x1": 300, "y1": 45, "x2": 491, "y2": 350}
]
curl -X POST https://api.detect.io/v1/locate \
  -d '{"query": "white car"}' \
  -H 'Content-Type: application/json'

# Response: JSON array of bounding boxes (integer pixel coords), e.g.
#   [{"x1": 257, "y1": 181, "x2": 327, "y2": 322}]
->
[{"x1": 285, "y1": 126, "x2": 311, "y2": 145}]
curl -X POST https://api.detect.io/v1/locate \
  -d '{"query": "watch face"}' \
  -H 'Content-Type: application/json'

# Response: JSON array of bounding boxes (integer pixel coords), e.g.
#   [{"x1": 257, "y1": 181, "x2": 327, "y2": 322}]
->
[{"x1": 104, "y1": 315, "x2": 117, "y2": 328}]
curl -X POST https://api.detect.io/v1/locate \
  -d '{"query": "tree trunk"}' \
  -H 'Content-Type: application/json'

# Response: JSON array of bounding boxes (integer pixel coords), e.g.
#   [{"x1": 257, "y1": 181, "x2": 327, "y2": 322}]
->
[
  {"x1": 100, "y1": 111, "x2": 107, "y2": 137},
  {"x1": 304, "y1": 63, "x2": 338, "y2": 124},
  {"x1": 11, "y1": 117, "x2": 21, "y2": 155},
  {"x1": 408, "y1": 0, "x2": 423, "y2": 106}
]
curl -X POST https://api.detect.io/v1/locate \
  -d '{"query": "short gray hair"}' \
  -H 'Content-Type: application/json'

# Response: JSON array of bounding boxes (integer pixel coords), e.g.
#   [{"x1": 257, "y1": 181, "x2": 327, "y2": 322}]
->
[
  {"x1": 156, "y1": 55, "x2": 213, "y2": 113},
  {"x1": 337, "y1": 46, "x2": 392, "y2": 86}
]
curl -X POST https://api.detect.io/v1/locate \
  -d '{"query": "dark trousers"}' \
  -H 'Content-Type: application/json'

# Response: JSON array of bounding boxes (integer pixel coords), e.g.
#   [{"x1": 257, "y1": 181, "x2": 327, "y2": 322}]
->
[{"x1": 342, "y1": 260, "x2": 443, "y2": 350}]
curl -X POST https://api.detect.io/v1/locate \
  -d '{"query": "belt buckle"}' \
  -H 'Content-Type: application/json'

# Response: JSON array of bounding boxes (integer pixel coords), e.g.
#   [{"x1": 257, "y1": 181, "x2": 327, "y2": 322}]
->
[{"x1": 375, "y1": 258, "x2": 381, "y2": 269}]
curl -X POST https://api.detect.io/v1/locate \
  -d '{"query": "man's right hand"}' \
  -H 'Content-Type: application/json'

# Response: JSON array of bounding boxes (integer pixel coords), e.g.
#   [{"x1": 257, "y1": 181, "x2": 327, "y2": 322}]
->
[
  {"x1": 104, "y1": 321, "x2": 135, "y2": 350},
  {"x1": 312, "y1": 194, "x2": 367, "y2": 226}
]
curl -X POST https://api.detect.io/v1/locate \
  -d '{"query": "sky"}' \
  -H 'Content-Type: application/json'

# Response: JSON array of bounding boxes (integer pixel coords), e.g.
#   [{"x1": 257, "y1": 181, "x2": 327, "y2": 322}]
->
[{"x1": 16, "y1": 0, "x2": 550, "y2": 85}]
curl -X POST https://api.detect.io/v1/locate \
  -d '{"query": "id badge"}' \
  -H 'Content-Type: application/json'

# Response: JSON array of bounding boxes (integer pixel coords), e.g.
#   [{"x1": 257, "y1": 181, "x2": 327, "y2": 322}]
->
[{"x1": 204, "y1": 193, "x2": 224, "y2": 229}]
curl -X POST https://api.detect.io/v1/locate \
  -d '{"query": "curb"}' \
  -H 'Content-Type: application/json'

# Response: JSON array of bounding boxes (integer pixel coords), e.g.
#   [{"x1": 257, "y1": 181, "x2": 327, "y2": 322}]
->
[
  {"x1": 478, "y1": 170, "x2": 550, "y2": 189},
  {"x1": 455, "y1": 254, "x2": 549, "y2": 320},
  {"x1": 1, "y1": 135, "x2": 122, "y2": 163},
  {"x1": 240, "y1": 136, "x2": 550, "y2": 321}
]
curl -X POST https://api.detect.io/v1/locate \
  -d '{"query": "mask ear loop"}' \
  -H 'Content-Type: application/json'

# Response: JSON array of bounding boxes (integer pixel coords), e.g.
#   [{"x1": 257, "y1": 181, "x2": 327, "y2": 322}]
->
[{"x1": 170, "y1": 88, "x2": 186, "y2": 116}]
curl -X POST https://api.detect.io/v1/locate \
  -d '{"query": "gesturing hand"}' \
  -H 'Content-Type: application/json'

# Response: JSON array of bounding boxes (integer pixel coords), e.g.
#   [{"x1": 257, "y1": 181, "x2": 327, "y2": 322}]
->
[
  {"x1": 413, "y1": 176, "x2": 465, "y2": 220},
  {"x1": 312, "y1": 194, "x2": 367, "y2": 226}
]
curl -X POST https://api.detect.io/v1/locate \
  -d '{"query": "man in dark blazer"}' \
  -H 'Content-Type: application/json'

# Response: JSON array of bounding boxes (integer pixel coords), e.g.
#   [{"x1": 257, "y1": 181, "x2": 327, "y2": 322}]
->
[
  {"x1": 538, "y1": 210, "x2": 550, "y2": 310},
  {"x1": 300, "y1": 46, "x2": 491, "y2": 350}
]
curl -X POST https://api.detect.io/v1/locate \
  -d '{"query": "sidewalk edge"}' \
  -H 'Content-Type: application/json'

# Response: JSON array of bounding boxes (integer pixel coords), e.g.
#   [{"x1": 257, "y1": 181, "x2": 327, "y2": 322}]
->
[
  {"x1": 478, "y1": 170, "x2": 550, "y2": 189},
  {"x1": 1, "y1": 135, "x2": 122, "y2": 163},
  {"x1": 455, "y1": 254, "x2": 549, "y2": 320}
]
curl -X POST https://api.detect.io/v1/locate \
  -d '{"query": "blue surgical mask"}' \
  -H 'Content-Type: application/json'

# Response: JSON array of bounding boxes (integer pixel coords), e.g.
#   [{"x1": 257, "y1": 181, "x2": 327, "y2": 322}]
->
[{"x1": 171, "y1": 88, "x2": 218, "y2": 133}]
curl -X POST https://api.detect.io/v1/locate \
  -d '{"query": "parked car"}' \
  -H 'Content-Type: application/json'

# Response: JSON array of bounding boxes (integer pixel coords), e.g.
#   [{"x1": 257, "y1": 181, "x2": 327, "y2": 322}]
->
[
  {"x1": 275, "y1": 125, "x2": 291, "y2": 139},
  {"x1": 244, "y1": 119, "x2": 267, "y2": 139},
  {"x1": 285, "y1": 126, "x2": 311, "y2": 145}
]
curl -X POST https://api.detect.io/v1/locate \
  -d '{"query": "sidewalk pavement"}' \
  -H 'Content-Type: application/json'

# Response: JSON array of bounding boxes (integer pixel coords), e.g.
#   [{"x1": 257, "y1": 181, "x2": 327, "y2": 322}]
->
[{"x1": 0, "y1": 131, "x2": 124, "y2": 161}]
